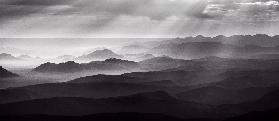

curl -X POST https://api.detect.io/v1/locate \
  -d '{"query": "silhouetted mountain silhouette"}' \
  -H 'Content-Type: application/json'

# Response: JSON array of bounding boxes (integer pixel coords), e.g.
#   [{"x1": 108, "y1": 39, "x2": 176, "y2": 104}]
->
[
  {"x1": 0, "y1": 66, "x2": 18, "y2": 78},
  {"x1": 163, "y1": 34, "x2": 279, "y2": 47},
  {"x1": 2, "y1": 48, "x2": 279, "y2": 121},
  {"x1": 76, "y1": 49, "x2": 123, "y2": 62},
  {"x1": 148, "y1": 41, "x2": 279, "y2": 59},
  {"x1": 33, "y1": 58, "x2": 139, "y2": 73}
]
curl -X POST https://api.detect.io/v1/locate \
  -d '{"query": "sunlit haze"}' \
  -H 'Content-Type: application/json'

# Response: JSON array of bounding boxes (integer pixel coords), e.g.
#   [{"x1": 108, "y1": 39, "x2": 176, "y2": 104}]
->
[{"x1": 1, "y1": 0, "x2": 279, "y2": 38}]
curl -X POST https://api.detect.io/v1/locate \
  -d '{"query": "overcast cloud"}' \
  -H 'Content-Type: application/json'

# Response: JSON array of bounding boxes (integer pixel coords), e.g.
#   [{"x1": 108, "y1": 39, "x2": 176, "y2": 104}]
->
[{"x1": 1, "y1": 0, "x2": 279, "y2": 37}]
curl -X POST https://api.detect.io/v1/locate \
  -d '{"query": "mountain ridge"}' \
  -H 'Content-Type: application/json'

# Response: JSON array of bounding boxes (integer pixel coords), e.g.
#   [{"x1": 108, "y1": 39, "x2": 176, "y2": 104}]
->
[
  {"x1": 0, "y1": 66, "x2": 19, "y2": 78},
  {"x1": 75, "y1": 49, "x2": 123, "y2": 62}
]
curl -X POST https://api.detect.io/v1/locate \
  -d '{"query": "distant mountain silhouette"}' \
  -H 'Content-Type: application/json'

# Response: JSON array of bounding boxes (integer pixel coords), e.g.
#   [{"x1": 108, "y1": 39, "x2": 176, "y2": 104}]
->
[
  {"x1": 147, "y1": 41, "x2": 279, "y2": 59},
  {"x1": 76, "y1": 49, "x2": 123, "y2": 62},
  {"x1": 33, "y1": 58, "x2": 140, "y2": 73},
  {"x1": 126, "y1": 57, "x2": 279, "y2": 86},
  {"x1": 162, "y1": 34, "x2": 279, "y2": 47},
  {"x1": 173, "y1": 56, "x2": 279, "y2": 72},
  {"x1": 0, "y1": 66, "x2": 19, "y2": 78},
  {"x1": 148, "y1": 42, "x2": 225, "y2": 59},
  {"x1": 32, "y1": 55, "x2": 279, "y2": 74},
  {"x1": 0, "y1": 53, "x2": 21, "y2": 61},
  {"x1": 33, "y1": 61, "x2": 82, "y2": 73}
]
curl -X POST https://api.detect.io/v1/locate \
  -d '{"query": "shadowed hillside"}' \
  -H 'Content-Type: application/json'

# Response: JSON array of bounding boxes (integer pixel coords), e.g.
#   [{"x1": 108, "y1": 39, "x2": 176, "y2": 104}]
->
[
  {"x1": 0, "y1": 66, "x2": 19, "y2": 78},
  {"x1": 0, "y1": 91, "x2": 214, "y2": 119}
]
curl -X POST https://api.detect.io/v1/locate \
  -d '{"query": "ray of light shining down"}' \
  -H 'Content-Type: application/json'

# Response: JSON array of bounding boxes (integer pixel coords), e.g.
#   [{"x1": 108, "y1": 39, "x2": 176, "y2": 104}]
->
[
  {"x1": 0, "y1": 0, "x2": 278, "y2": 38},
  {"x1": 0, "y1": 0, "x2": 279, "y2": 59}
]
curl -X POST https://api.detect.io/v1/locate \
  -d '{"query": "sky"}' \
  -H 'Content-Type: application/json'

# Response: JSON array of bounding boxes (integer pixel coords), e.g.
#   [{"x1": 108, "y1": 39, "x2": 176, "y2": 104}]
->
[{"x1": 1, "y1": 0, "x2": 279, "y2": 38}]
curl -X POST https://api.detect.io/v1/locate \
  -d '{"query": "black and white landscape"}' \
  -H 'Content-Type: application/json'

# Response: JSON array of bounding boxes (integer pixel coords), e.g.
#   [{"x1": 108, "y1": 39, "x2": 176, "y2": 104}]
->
[{"x1": 2, "y1": 0, "x2": 279, "y2": 121}]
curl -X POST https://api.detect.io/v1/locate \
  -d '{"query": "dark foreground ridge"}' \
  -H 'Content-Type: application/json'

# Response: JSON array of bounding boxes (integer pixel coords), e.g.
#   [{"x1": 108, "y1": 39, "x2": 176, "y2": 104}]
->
[
  {"x1": 1, "y1": 110, "x2": 279, "y2": 121},
  {"x1": 0, "y1": 112, "x2": 212, "y2": 121}
]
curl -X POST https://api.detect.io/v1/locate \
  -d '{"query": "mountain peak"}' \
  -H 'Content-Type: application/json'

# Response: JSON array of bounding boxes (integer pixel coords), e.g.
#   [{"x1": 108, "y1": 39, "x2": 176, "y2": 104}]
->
[
  {"x1": 33, "y1": 61, "x2": 81, "y2": 73},
  {"x1": 104, "y1": 58, "x2": 130, "y2": 63},
  {"x1": 91, "y1": 49, "x2": 113, "y2": 53},
  {"x1": 88, "y1": 49, "x2": 121, "y2": 57},
  {"x1": 0, "y1": 66, "x2": 19, "y2": 78},
  {"x1": 76, "y1": 49, "x2": 123, "y2": 62},
  {"x1": 100, "y1": 49, "x2": 111, "y2": 51}
]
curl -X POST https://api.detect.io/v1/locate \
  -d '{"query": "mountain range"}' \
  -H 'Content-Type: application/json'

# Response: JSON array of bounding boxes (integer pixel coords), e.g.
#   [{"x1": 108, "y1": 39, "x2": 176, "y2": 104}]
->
[
  {"x1": 2, "y1": 35, "x2": 279, "y2": 121},
  {"x1": 1, "y1": 88, "x2": 279, "y2": 120},
  {"x1": 0, "y1": 91, "x2": 214, "y2": 118},
  {"x1": 33, "y1": 58, "x2": 140, "y2": 73},
  {"x1": 147, "y1": 42, "x2": 279, "y2": 59},
  {"x1": 1, "y1": 56, "x2": 279, "y2": 120},
  {"x1": 162, "y1": 34, "x2": 279, "y2": 47},
  {"x1": 3, "y1": 57, "x2": 279, "y2": 105}
]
